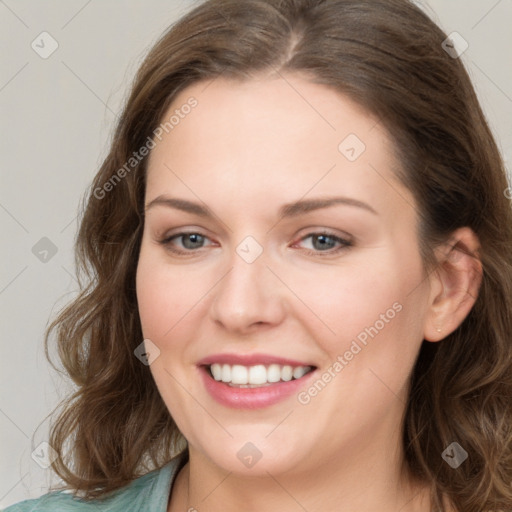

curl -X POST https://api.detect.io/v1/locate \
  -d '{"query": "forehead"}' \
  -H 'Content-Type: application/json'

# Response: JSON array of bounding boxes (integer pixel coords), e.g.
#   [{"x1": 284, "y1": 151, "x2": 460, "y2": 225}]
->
[
  {"x1": 150, "y1": 73, "x2": 390, "y2": 163},
  {"x1": 145, "y1": 74, "x2": 413, "y2": 223}
]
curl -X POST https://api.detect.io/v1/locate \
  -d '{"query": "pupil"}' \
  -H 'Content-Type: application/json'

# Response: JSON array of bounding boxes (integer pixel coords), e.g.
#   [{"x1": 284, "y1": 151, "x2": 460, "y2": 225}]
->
[
  {"x1": 183, "y1": 234, "x2": 204, "y2": 249},
  {"x1": 314, "y1": 234, "x2": 334, "y2": 250}
]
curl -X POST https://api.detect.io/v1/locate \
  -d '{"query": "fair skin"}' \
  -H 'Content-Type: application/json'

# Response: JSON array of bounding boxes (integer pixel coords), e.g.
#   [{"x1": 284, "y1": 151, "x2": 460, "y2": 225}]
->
[{"x1": 136, "y1": 73, "x2": 481, "y2": 512}]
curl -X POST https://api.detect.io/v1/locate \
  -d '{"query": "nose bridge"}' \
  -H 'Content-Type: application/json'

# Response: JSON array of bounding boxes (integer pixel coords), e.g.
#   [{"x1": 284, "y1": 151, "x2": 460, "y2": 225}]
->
[{"x1": 209, "y1": 239, "x2": 285, "y2": 331}]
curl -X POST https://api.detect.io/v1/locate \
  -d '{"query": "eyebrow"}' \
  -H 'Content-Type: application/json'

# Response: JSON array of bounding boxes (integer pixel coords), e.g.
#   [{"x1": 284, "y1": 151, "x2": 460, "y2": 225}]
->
[{"x1": 145, "y1": 195, "x2": 378, "y2": 218}]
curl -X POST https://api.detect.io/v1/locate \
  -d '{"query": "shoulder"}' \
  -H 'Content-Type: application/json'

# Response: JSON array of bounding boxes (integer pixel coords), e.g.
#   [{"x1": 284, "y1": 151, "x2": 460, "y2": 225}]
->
[{"x1": 2, "y1": 452, "x2": 188, "y2": 512}]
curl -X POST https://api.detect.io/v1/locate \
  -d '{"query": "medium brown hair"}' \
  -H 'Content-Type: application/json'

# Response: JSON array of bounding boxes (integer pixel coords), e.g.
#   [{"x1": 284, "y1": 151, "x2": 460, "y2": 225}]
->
[{"x1": 43, "y1": 1, "x2": 512, "y2": 510}]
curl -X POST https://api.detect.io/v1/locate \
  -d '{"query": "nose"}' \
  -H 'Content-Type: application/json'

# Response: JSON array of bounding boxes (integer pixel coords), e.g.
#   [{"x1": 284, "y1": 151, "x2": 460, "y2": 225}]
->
[{"x1": 209, "y1": 245, "x2": 287, "y2": 335}]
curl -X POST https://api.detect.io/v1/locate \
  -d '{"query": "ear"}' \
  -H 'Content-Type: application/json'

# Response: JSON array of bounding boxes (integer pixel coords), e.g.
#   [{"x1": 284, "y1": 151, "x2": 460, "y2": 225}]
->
[{"x1": 423, "y1": 227, "x2": 483, "y2": 342}]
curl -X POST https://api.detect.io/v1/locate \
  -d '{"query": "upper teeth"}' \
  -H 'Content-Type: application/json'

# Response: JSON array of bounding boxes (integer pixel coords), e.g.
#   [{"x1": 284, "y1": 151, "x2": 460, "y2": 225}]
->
[{"x1": 209, "y1": 363, "x2": 312, "y2": 385}]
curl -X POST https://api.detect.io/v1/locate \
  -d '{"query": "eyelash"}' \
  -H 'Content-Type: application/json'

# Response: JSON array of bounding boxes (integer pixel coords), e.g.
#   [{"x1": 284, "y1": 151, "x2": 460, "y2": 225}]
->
[{"x1": 158, "y1": 231, "x2": 353, "y2": 257}]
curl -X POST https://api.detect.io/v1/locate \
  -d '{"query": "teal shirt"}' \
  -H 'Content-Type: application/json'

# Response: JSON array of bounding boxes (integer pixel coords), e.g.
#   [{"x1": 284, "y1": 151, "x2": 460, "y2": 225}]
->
[{"x1": 2, "y1": 452, "x2": 188, "y2": 512}]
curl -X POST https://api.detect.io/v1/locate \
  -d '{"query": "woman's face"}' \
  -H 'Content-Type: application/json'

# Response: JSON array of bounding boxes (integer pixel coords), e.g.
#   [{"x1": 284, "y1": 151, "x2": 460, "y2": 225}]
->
[{"x1": 136, "y1": 74, "x2": 433, "y2": 476}]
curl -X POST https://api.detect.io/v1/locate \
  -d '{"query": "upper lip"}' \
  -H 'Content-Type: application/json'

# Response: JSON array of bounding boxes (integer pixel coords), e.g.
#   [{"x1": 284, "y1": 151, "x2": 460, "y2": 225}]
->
[{"x1": 197, "y1": 353, "x2": 316, "y2": 368}]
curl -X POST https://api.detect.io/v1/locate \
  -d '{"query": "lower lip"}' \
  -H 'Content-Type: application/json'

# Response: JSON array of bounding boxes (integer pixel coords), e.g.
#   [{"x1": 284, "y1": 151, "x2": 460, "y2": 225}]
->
[{"x1": 199, "y1": 366, "x2": 317, "y2": 409}]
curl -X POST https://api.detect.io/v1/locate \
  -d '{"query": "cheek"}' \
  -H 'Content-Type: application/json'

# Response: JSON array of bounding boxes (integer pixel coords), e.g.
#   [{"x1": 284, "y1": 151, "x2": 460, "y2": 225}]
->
[
  {"x1": 292, "y1": 266, "x2": 426, "y2": 427},
  {"x1": 287, "y1": 263, "x2": 403, "y2": 341},
  {"x1": 135, "y1": 246, "x2": 218, "y2": 369},
  {"x1": 135, "y1": 246, "x2": 193, "y2": 340},
  {"x1": 288, "y1": 249, "x2": 426, "y2": 368}
]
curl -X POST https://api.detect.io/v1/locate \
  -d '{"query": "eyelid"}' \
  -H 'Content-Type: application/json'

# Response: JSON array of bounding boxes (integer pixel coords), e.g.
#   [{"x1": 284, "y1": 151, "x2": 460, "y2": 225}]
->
[
  {"x1": 159, "y1": 230, "x2": 215, "y2": 247},
  {"x1": 156, "y1": 224, "x2": 211, "y2": 241},
  {"x1": 291, "y1": 230, "x2": 353, "y2": 255}
]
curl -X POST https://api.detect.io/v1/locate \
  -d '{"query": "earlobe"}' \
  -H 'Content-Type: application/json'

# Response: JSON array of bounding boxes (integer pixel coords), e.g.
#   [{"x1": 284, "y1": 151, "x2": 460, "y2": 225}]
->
[{"x1": 423, "y1": 227, "x2": 482, "y2": 342}]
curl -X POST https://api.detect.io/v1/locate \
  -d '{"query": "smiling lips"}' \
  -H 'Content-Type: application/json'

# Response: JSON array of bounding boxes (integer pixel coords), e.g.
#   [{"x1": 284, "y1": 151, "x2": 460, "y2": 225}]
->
[{"x1": 197, "y1": 353, "x2": 317, "y2": 408}]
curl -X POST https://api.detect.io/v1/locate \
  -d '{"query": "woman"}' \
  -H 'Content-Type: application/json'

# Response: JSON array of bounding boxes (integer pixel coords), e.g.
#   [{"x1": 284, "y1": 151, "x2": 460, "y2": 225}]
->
[{"x1": 5, "y1": 0, "x2": 512, "y2": 511}]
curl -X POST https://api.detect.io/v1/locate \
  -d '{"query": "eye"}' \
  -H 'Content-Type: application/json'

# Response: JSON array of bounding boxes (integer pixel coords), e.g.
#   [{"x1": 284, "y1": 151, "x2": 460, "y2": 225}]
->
[
  {"x1": 158, "y1": 232, "x2": 214, "y2": 254},
  {"x1": 157, "y1": 230, "x2": 352, "y2": 257},
  {"x1": 294, "y1": 232, "x2": 352, "y2": 255}
]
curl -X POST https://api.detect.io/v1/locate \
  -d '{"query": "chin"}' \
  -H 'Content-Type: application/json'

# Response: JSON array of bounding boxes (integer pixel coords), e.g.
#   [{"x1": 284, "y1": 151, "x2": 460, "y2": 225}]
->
[{"x1": 189, "y1": 431, "x2": 312, "y2": 476}]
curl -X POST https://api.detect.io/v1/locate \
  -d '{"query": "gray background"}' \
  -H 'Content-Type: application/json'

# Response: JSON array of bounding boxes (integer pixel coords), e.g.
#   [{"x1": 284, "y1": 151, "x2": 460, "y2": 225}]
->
[{"x1": 1, "y1": 0, "x2": 511, "y2": 507}]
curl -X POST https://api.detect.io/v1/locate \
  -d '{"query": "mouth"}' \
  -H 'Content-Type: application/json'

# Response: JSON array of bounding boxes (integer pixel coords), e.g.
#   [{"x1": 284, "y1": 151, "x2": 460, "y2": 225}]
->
[
  {"x1": 204, "y1": 363, "x2": 316, "y2": 388},
  {"x1": 197, "y1": 355, "x2": 318, "y2": 409}
]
